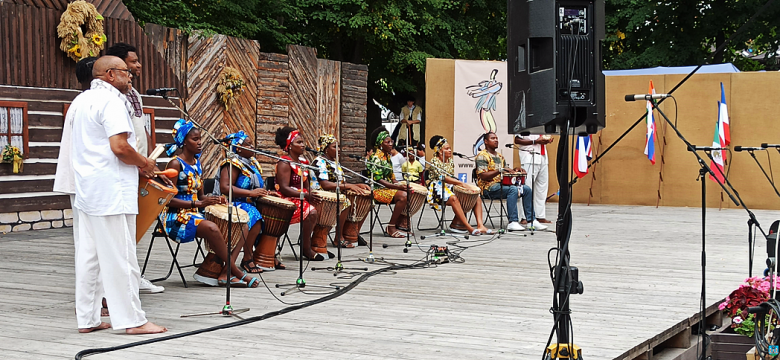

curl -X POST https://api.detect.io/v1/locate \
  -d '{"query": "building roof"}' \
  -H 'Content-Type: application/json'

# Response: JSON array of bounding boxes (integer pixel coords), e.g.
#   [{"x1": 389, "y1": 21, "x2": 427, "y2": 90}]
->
[{"x1": 604, "y1": 63, "x2": 740, "y2": 76}]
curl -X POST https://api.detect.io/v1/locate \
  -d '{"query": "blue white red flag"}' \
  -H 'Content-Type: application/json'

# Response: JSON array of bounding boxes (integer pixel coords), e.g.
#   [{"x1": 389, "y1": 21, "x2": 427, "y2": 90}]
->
[
  {"x1": 644, "y1": 80, "x2": 656, "y2": 164},
  {"x1": 573, "y1": 135, "x2": 592, "y2": 178}
]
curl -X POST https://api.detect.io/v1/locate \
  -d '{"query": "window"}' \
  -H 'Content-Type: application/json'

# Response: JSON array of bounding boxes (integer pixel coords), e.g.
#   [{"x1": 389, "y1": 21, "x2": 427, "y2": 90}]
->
[
  {"x1": 0, "y1": 101, "x2": 29, "y2": 157},
  {"x1": 143, "y1": 108, "x2": 156, "y2": 147}
]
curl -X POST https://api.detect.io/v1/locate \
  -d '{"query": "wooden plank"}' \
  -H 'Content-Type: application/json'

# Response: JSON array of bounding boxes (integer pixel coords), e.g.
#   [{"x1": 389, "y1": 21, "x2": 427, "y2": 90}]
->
[
  {"x1": 0, "y1": 162, "x2": 55, "y2": 176},
  {"x1": 0, "y1": 179, "x2": 54, "y2": 194},
  {"x1": 28, "y1": 128, "x2": 61, "y2": 142},
  {"x1": 0, "y1": 194, "x2": 69, "y2": 212},
  {"x1": 26, "y1": 145, "x2": 59, "y2": 159}
]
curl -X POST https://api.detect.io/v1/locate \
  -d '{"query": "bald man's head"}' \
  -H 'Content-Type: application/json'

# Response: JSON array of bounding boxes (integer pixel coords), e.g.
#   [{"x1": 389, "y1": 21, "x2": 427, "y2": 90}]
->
[{"x1": 92, "y1": 56, "x2": 133, "y2": 94}]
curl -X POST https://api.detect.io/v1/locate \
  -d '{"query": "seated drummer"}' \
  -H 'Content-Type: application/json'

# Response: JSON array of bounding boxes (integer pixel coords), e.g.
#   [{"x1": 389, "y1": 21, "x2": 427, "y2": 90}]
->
[
  {"x1": 367, "y1": 126, "x2": 409, "y2": 238},
  {"x1": 427, "y1": 136, "x2": 492, "y2": 235},
  {"x1": 312, "y1": 134, "x2": 372, "y2": 248},
  {"x1": 474, "y1": 131, "x2": 546, "y2": 231},
  {"x1": 274, "y1": 126, "x2": 327, "y2": 261},
  {"x1": 216, "y1": 131, "x2": 281, "y2": 273},
  {"x1": 164, "y1": 119, "x2": 259, "y2": 287}
]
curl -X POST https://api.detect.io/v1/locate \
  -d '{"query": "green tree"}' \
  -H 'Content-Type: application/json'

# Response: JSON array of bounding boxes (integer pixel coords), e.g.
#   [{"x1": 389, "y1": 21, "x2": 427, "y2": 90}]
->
[{"x1": 604, "y1": 0, "x2": 780, "y2": 71}]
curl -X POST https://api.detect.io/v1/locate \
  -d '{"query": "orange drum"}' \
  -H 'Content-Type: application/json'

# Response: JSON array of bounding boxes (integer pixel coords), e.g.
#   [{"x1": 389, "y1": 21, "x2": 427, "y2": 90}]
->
[
  {"x1": 253, "y1": 196, "x2": 296, "y2": 271},
  {"x1": 136, "y1": 178, "x2": 177, "y2": 243}
]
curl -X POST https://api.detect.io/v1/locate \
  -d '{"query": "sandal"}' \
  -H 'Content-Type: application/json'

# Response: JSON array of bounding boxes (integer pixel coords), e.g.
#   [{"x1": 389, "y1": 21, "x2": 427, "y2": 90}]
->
[
  {"x1": 386, "y1": 226, "x2": 407, "y2": 238},
  {"x1": 357, "y1": 236, "x2": 368, "y2": 247},
  {"x1": 331, "y1": 239, "x2": 355, "y2": 248},
  {"x1": 239, "y1": 273, "x2": 260, "y2": 288},
  {"x1": 101, "y1": 298, "x2": 109, "y2": 317},
  {"x1": 471, "y1": 229, "x2": 482, "y2": 236},
  {"x1": 240, "y1": 260, "x2": 263, "y2": 274},
  {"x1": 302, "y1": 253, "x2": 326, "y2": 261},
  {"x1": 274, "y1": 255, "x2": 286, "y2": 270},
  {"x1": 218, "y1": 276, "x2": 246, "y2": 287}
]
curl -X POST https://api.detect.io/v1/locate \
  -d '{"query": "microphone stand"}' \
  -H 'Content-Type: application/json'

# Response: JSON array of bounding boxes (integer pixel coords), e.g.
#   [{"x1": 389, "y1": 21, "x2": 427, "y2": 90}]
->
[
  {"x1": 158, "y1": 97, "x2": 249, "y2": 319},
  {"x1": 307, "y1": 151, "x2": 369, "y2": 274},
  {"x1": 362, "y1": 160, "x2": 416, "y2": 251},
  {"x1": 346, "y1": 155, "x2": 389, "y2": 263},
  {"x1": 227, "y1": 146, "x2": 337, "y2": 295},
  {"x1": 740, "y1": 149, "x2": 779, "y2": 276},
  {"x1": 419, "y1": 154, "x2": 467, "y2": 241},
  {"x1": 743, "y1": 150, "x2": 780, "y2": 198},
  {"x1": 648, "y1": 98, "x2": 744, "y2": 356}
]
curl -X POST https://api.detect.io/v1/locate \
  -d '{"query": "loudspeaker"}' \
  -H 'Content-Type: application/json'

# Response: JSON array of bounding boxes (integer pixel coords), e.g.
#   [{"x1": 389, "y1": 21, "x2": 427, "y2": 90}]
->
[{"x1": 507, "y1": 0, "x2": 605, "y2": 135}]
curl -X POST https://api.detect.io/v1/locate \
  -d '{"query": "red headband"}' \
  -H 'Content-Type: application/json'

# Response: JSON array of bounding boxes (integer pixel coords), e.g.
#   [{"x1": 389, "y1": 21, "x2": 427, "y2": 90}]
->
[{"x1": 285, "y1": 130, "x2": 300, "y2": 152}]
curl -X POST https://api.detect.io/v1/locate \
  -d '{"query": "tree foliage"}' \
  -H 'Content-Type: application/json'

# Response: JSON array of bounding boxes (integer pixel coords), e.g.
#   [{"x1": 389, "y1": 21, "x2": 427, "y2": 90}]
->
[{"x1": 604, "y1": 0, "x2": 780, "y2": 71}]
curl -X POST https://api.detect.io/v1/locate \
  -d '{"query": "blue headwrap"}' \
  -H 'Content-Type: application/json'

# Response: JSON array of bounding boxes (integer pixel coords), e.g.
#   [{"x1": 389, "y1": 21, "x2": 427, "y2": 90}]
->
[
  {"x1": 165, "y1": 119, "x2": 197, "y2": 157},
  {"x1": 225, "y1": 130, "x2": 249, "y2": 152}
]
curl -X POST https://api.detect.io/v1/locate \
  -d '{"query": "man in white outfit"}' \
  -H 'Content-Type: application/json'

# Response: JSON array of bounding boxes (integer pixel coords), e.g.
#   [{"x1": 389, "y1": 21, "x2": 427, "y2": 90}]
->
[
  {"x1": 68, "y1": 56, "x2": 166, "y2": 334},
  {"x1": 514, "y1": 135, "x2": 553, "y2": 225}
]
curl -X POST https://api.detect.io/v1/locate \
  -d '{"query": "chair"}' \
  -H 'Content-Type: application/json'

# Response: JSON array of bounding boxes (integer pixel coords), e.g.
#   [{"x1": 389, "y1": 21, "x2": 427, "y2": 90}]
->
[
  {"x1": 471, "y1": 169, "x2": 504, "y2": 228},
  {"x1": 140, "y1": 215, "x2": 207, "y2": 288},
  {"x1": 416, "y1": 169, "x2": 449, "y2": 231}
]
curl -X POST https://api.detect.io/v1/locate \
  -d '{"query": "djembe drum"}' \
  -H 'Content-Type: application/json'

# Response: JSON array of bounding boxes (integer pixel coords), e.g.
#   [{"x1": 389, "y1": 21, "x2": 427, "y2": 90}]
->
[
  {"x1": 397, "y1": 181, "x2": 429, "y2": 216},
  {"x1": 311, "y1": 190, "x2": 348, "y2": 253},
  {"x1": 136, "y1": 178, "x2": 177, "y2": 243},
  {"x1": 453, "y1": 183, "x2": 481, "y2": 214},
  {"x1": 343, "y1": 187, "x2": 372, "y2": 244},
  {"x1": 253, "y1": 196, "x2": 296, "y2": 271},
  {"x1": 195, "y1": 204, "x2": 249, "y2": 280}
]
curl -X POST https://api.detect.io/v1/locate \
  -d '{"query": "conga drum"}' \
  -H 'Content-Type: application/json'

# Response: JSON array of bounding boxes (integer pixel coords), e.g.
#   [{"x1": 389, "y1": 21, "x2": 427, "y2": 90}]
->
[
  {"x1": 136, "y1": 178, "x2": 177, "y2": 243},
  {"x1": 194, "y1": 205, "x2": 248, "y2": 280},
  {"x1": 311, "y1": 190, "x2": 348, "y2": 255},
  {"x1": 501, "y1": 173, "x2": 526, "y2": 186},
  {"x1": 344, "y1": 187, "x2": 372, "y2": 243},
  {"x1": 253, "y1": 196, "x2": 296, "y2": 271},
  {"x1": 453, "y1": 184, "x2": 481, "y2": 213}
]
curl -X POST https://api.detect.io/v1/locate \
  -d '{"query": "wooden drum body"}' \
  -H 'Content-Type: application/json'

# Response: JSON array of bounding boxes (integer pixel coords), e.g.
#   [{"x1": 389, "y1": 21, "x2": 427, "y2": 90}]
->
[
  {"x1": 203, "y1": 204, "x2": 248, "y2": 254},
  {"x1": 253, "y1": 196, "x2": 296, "y2": 270},
  {"x1": 343, "y1": 188, "x2": 372, "y2": 243},
  {"x1": 398, "y1": 181, "x2": 428, "y2": 216},
  {"x1": 136, "y1": 178, "x2": 177, "y2": 243},
  {"x1": 453, "y1": 184, "x2": 481, "y2": 213}
]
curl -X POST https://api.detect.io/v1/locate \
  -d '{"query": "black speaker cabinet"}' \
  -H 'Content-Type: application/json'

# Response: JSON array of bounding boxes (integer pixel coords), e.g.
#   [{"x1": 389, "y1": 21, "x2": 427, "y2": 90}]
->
[{"x1": 507, "y1": 0, "x2": 605, "y2": 135}]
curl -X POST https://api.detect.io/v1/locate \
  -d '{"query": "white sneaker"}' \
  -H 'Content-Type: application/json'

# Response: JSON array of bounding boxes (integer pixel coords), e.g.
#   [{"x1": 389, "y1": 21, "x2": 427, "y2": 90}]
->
[
  {"x1": 139, "y1": 276, "x2": 165, "y2": 294},
  {"x1": 507, "y1": 222, "x2": 524, "y2": 231},
  {"x1": 527, "y1": 220, "x2": 548, "y2": 231}
]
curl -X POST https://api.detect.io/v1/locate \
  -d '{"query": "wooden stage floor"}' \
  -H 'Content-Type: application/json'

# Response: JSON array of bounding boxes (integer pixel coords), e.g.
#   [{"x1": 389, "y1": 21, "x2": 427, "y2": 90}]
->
[{"x1": 0, "y1": 203, "x2": 774, "y2": 360}]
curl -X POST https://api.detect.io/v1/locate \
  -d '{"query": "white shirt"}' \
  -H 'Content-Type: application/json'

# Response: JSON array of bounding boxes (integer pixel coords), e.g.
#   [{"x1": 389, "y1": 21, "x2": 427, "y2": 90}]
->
[
  {"x1": 71, "y1": 80, "x2": 139, "y2": 216},
  {"x1": 514, "y1": 135, "x2": 548, "y2": 165},
  {"x1": 390, "y1": 152, "x2": 406, "y2": 181},
  {"x1": 53, "y1": 107, "x2": 77, "y2": 195}
]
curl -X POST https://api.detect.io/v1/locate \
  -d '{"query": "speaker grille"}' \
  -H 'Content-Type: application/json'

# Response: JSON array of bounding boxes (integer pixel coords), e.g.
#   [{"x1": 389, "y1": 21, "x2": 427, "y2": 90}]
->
[{"x1": 557, "y1": 34, "x2": 593, "y2": 103}]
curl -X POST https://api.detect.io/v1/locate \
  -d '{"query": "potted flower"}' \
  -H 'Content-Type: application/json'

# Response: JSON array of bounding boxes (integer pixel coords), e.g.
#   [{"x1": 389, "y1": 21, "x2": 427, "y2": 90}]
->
[{"x1": 712, "y1": 276, "x2": 778, "y2": 358}]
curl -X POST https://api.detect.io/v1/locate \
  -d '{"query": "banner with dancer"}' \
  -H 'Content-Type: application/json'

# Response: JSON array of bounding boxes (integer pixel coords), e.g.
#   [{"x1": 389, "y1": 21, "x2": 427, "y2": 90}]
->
[{"x1": 453, "y1": 60, "x2": 512, "y2": 184}]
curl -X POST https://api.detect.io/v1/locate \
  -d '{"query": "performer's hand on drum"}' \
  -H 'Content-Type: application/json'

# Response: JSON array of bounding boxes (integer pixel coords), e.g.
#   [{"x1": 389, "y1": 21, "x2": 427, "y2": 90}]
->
[
  {"x1": 306, "y1": 192, "x2": 323, "y2": 204},
  {"x1": 249, "y1": 188, "x2": 269, "y2": 198},
  {"x1": 200, "y1": 195, "x2": 224, "y2": 207},
  {"x1": 154, "y1": 166, "x2": 175, "y2": 187},
  {"x1": 139, "y1": 157, "x2": 156, "y2": 178}
]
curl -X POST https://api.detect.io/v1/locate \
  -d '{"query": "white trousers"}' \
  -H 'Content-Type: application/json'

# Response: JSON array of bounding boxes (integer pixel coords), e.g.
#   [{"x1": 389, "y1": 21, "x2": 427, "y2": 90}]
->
[
  {"x1": 521, "y1": 161, "x2": 549, "y2": 219},
  {"x1": 75, "y1": 209, "x2": 146, "y2": 330}
]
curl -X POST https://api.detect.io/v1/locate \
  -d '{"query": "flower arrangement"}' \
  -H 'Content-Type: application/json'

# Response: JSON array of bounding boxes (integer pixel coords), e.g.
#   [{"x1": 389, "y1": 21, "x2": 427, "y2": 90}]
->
[
  {"x1": 216, "y1": 67, "x2": 247, "y2": 111},
  {"x1": 1, "y1": 145, "x2": 23, "y2": 174},
  {"x1": 57, "y1": 0, "x2": 107, "y2": 62},
  {"x1": 718, "y1": 276, "x2": 778, "y2": 337}
]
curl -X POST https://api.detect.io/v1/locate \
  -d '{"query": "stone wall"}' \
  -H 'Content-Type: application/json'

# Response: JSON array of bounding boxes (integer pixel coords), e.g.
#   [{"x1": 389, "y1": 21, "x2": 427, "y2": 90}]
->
[{"x1": 0, "y1": 209, "x2": 72, "y2": 234}]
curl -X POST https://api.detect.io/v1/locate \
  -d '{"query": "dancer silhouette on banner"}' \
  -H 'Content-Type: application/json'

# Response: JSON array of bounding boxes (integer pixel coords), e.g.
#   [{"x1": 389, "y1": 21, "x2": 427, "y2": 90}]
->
[{"x1": 466, "y1": 69, "x2": 502, "y2": 155}]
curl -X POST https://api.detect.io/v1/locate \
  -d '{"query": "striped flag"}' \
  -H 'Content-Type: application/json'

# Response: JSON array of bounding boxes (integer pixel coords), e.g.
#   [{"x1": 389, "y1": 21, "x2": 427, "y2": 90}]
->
[
  {"x1": 709, "y1": 82, "x2": 730, "y2": 184},
  {"x1": 573, "y1": 135, "x2": 592, "y2": 178},
  {"x1": 644, "y1": 80, "x2": 657, "y2": 164}
]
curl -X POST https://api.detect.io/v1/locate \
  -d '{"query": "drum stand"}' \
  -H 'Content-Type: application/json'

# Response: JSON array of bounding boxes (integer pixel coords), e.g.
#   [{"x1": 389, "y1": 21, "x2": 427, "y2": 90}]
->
[{"x1": 419, "y1": 157, "x2": 467, "y2": 242}]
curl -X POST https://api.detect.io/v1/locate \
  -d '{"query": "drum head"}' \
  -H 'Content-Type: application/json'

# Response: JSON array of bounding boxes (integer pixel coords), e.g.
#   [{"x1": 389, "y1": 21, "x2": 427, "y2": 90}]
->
[{"x1": 257, "y1": 195, "x2": 296, "y2": 210}]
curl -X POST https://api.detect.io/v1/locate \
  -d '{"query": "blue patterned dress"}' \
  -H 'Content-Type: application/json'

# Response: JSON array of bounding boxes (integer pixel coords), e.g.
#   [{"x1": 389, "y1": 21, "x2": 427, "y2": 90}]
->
[
  {"x1": 164, "y1": 157, "x2": 206, "y2": 243},
  {"x1": 220, "y1": 156, "x2": 264, "y2": 229}
]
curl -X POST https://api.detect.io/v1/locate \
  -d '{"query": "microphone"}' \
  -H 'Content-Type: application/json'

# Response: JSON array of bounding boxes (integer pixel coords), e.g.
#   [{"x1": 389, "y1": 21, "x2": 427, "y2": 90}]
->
[
  {"x1": 452, "y1": 152, "x2": 470, "y2": 158},
  {"x1": 348, "y1": 154, "x2": 364, "y2": 160},
  {"x1": 145, "y1": 87, "x2": 177, "y2": 96},
  {"x1": 504, "y1": 144, "x2": 518, "y2": 148},
  {"x1": 305, "y1": 147, "x2": 320, "y2": 155},
  {"x1": 734, "y1": 146, "x2": 766, "y2": 152},
  {"x1": 624, "y1": 93, "x2": 672, "y2": 102},
  {"x1": 687, "y1": 146, "x2": 728, "y2": 152},
  {"x1": 761, "y1": 143, "x2": 780, "y2": 149},
  {"x1": 214, "y1": 136, "x2": 232, "y2": 144}
]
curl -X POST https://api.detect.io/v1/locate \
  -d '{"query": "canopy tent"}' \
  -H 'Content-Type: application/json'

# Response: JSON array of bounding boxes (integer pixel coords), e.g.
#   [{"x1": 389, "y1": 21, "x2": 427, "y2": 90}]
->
[{"x1": 603, "y1": 63, "x2": 740, "y2": 76}]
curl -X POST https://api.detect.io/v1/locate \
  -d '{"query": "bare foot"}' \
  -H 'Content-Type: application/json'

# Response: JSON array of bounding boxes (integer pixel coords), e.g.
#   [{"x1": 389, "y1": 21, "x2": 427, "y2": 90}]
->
[
  {"x1": 126, "y1": 321, "x2": 167, "y2": 335},
  {"x1": 537, "y1": 218, "x2": 553, "y2": 224},
  {"x1": 478, "y1": 226, "x2": 490, "y2": 233},
  {"x1": 78, "y1": 322, "x2": 111, "y2": 333}
]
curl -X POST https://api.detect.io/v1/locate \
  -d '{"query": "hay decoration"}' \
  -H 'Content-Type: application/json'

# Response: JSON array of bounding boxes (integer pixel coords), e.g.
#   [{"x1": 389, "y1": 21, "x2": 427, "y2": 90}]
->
[
  {"x1": 216, "y1": 67, "x2": 247, "y2": 111},
  {"x1": 57, "y1": 0, "x2": 107, "y2": 62}
]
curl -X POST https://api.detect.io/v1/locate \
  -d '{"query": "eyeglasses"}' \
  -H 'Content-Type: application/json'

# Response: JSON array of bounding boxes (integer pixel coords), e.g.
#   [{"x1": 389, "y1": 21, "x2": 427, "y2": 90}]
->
[{"x1": 107, "y1": 68, "x2": 133, "y2": 76}]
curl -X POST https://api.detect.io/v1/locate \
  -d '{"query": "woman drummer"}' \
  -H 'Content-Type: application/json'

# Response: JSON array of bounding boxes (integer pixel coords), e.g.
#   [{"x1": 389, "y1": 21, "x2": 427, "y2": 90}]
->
[
  {"x1": 312, "y1": 134, "x2": 372, "y2": 247},
  {"x1": 216, "y1": 131, "x2": 282, "y2": 273},
  {"x1": 274, "y1": 126, "x2": 328, "y2": 261},
  {"x1": 427, "y1": 135, "x2": 492, "y2": 235},
  {"x1": 367, "y1": 126, "x2": 409, "y2": 238},
  {"x1": 163, "y1": 119, "x2": 259, "y2": 288}
]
